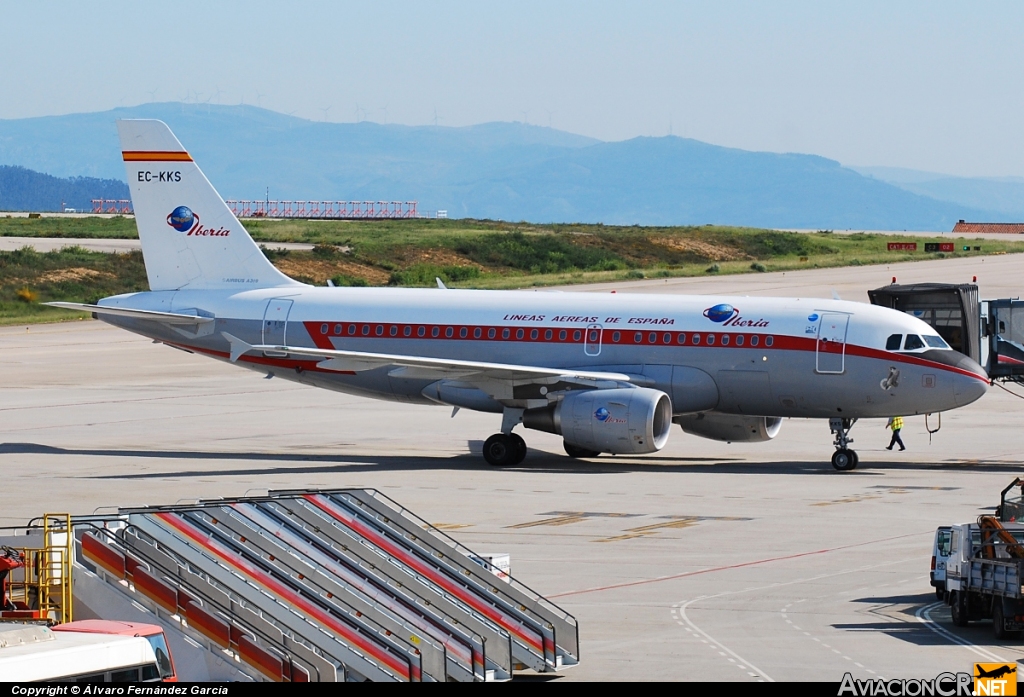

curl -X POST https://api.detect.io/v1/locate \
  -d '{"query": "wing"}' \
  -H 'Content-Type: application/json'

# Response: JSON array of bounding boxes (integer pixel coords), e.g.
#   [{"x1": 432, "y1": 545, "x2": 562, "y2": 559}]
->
[
  {"x1": 221, "y1": 332, "x2": 632, "y2": 403},
  {"x1": 46, "y1": 302, "x2": 215, "y2": 326}
]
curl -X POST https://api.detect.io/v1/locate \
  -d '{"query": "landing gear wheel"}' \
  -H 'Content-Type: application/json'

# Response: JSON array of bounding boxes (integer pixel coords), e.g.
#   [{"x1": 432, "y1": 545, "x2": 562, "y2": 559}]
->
[
  {"x1": 483, "y1": 434, "x2": 518, "y2": 467},
  {"x1": 828, "y1": 418, "x2": 859, "y2": 472},
  {"x1": 950, "y1": 591, "x2": 969, "y2": 627},
  {"x1": 831, "y1": 449, "x2": 858, "y2": 471},
  {"x1": 510, "y1": 433, "x2": 527, "y2": 465},
  {"x1": 564, "y1": 441, "x2": 601, "y2": 459}
]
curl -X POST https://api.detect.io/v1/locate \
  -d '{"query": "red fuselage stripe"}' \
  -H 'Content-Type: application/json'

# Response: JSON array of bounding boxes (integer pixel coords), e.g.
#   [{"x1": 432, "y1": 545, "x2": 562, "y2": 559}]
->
[{"x1": 300, "y1": 321, "x2": 988, "y2": 382}]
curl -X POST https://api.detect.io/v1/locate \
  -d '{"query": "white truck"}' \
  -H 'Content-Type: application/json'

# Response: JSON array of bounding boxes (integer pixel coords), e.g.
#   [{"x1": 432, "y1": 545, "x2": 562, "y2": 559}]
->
[{"x1": 943, "y1": 517, "x2": 1024, "y2": 640}]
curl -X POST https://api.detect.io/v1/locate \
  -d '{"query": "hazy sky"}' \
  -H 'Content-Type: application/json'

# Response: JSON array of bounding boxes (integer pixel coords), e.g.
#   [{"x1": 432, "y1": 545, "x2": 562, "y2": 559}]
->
[{"x1": 4, "y1": 1, "x2": 1024, "y2": 176}]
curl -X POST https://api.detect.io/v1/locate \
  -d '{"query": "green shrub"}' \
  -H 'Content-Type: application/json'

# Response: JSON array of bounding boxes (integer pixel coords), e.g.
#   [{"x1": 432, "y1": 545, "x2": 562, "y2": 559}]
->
[
  {"x1": 706, "y1": 264, "x2": 720, "y2": 273},
  {"x1": 750, "y1": 262, "x2": 767, "y2": 272},
  {"x1": 312, "y1": 244, "x2": 339, "y2": 259},
  {"x1": 330, "y1": 274, "x2": 369, "y2": 287},
  {"x1": 388, "y1": 264, "x2": 481, "y2": 286}
]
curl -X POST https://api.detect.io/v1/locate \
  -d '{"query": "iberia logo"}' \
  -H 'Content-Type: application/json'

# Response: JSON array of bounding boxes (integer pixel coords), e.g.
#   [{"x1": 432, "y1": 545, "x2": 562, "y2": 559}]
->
[
  {"x1": 703, "y1": 304, "x2": 739, "y2": 323},
  {"x1": 166, "y1": 206, "x2": 230, "y2": 236},
  {"x1": 593, "y1": 407, "x2": 625, "y2": 424},
  {"x1": 974, "y1": 663, "x2": 1016, "y2": 695},
  {"x1": 702, "y1": 303, "x2": 769, "y2": 328}
]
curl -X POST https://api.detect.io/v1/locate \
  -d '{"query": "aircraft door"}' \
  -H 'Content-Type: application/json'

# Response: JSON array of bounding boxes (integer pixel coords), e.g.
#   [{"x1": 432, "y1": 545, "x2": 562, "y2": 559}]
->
[
  {"x1": 262, "y1": 298, "x2": 294, "y2": 355},
  {"x1": 585, "y1": 324, "x2": 603, "y2": 356},
  {"x1": 816, "y1": 312, "x2": 849, "y2": 374}
]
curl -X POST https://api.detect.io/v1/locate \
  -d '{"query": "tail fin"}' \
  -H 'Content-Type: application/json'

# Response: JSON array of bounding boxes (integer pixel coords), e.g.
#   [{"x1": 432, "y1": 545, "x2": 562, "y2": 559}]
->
[{"x1": 117, "y1": 119, "x2": 302, "y2": 291}]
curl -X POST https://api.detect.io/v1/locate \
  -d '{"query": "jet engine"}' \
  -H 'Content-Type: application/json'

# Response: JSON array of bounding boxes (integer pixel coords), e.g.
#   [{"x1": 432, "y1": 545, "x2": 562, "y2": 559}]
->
[
  {"x1": 523, "y1": 387, "x2": 672, "y2": 455},
  {"x1": 674, "y1": 413, "x2": 782, "y2": 443}
]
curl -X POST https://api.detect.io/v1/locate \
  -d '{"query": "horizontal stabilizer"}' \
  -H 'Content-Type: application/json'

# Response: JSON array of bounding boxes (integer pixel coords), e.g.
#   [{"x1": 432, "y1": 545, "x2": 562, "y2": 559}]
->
[
  {"x1": 46, "y1": 302, "x2": 214, "y2": 325},
  {"x1": 221, "y1": 333, "x2": 255, "y2": 363}
]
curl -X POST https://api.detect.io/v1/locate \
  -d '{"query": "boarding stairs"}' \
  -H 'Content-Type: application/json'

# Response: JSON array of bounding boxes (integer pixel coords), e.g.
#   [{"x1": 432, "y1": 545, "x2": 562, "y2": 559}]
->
[{"x1": 74, "y1": 489, "x2": 579, "y2": 682}]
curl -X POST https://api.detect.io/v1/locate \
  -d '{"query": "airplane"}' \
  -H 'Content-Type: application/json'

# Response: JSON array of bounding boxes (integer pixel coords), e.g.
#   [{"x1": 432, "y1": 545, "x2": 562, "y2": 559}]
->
[{"x1": 50, "y1": 120, "x2": 990, "y2": 471}]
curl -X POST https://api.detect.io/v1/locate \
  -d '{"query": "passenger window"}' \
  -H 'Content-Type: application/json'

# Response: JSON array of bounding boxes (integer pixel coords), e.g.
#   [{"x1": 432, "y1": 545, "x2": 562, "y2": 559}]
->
[
  {"x1": 904, "y1": 334, "x2": 925, "y2": 350},
  {"x1": 937, "y1": 530, "x2": 951, "y2": 556},
  {"x1": 886, "y1": 334, "x2": 902, "y2": 350}
]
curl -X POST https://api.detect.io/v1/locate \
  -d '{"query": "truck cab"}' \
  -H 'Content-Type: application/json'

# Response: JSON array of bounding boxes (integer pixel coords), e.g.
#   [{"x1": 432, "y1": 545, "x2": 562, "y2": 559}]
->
[{"x1": 931, "y1": 526, "x2": 951, "y2": 599}]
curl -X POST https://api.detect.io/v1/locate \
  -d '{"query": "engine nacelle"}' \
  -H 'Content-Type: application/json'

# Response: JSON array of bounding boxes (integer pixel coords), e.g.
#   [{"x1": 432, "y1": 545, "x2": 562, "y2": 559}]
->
[
  {"x1": 674, "y1": 413, "x2": 782, "y2": 443},
  {"x1": 523, "y1": 387, "x2": 672, "y2": 455}
]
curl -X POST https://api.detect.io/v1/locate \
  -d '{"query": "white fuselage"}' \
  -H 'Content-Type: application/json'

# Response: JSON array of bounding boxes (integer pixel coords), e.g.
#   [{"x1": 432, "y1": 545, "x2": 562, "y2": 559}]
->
[{"x1": 98, "y1": 285, "x2": 989, "y2": 420}]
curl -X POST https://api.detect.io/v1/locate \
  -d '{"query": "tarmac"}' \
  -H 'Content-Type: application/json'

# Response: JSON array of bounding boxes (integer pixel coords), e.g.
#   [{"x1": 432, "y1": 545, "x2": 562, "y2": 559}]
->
[{"x1": 2, "y1": 253, "x2": 1024, "y2": 681}]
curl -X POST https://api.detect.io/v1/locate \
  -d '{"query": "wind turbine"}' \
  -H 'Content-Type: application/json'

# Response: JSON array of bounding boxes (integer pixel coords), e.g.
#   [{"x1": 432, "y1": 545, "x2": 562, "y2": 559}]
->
[
  {"x1": 380, "y1": 104, "x2": 389, "y2": 124},
  {"x1": 321, "y1": 104, "x2": 333, "y2": 122}
]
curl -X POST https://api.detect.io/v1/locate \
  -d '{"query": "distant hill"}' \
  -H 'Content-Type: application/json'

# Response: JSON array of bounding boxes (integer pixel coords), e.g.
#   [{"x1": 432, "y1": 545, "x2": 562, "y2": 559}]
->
[
  {"x1": 0, "y1": 102, "x2": 1005, "y2": 228},
  {"x1": 0, "y1": 165, "x2": 129, "y2": 212},
  {"x1": 852, "y1": 166, "x2": 1024, "y2": 220}
]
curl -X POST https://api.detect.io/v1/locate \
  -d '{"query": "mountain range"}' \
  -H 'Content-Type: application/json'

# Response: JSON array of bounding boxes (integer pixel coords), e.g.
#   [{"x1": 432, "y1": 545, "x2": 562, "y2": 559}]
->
[{"x1": 0, "y1": 102, "x2": 1017, "y2": 229}]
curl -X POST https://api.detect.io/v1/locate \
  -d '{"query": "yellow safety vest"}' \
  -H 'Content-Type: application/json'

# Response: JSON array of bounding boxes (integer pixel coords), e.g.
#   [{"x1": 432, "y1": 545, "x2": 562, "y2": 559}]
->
[{"x1": 891, "y1": 417, "x2": 903, "y2": 430}]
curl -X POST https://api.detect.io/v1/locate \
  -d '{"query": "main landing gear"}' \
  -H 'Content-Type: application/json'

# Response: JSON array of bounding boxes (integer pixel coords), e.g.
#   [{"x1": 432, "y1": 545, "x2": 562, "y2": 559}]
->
[
  {"x1": 482, "y1": 433, "x2": 527, "y2": 467},
  {"x1": 829, "y1": 417, "x2": 859, "y2": 471},
  {"x1": 482, "y1": 409, "x2": 529, "y2": 467}
]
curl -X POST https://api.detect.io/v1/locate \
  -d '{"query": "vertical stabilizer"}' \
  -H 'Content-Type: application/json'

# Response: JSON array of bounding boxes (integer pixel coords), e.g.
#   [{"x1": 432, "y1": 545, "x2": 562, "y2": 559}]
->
[{"x1": 117, "y1": 119, "x2": 303, "y2": 291}]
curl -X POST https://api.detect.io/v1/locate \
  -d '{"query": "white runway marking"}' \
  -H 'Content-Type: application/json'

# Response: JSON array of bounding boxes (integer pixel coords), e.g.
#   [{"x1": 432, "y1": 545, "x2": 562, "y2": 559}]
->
[
  {"x1": 914, "y1": 601, "x2": 1006, "y2": 662},
  {"x1": 676, "y1": 596, "x2": 772, "y2": 683}
]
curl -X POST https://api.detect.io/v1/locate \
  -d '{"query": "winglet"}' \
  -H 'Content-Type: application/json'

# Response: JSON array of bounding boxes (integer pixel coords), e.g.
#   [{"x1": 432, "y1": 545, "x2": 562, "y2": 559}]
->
[
  {"x1": 221, "y1": 332, "x2": 253, "y2": 363},
  {"x1": 436, "y1": 277, "x2": 448, "y2": 289}
]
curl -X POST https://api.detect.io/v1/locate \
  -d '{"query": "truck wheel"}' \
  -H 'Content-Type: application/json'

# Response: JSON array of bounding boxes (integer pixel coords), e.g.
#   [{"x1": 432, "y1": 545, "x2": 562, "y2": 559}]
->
[
  {"x1": 950, "y1": 591, "x2": 969, "y2": 627},
  {"x1": 993, "y1": 601, "x2": 1009, "y2": 640},
  {"x1": 935, "y1": 587, "x2": 944, "y2": 601}
]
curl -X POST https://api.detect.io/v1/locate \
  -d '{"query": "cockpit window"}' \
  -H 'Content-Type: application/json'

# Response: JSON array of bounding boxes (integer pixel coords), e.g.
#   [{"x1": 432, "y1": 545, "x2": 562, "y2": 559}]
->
[
  {"x1": 886, "y1": 334, "x2": 902, "y2": 351},
  {"x1": 922, "y1": 335, "x2": 949, "y2": 349},
  {"x1": 903, "y1": 334, "x2": 925, "y2": 350}
]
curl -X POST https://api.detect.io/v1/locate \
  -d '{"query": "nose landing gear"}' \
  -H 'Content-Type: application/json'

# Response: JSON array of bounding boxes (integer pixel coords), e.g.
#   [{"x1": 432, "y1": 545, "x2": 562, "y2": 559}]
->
[{"x1": 830, "y1": 417, "x2": 859, "y2": 471}]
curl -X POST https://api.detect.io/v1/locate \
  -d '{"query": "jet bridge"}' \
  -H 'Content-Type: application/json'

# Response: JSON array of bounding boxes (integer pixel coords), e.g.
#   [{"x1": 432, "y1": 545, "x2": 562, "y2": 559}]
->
[
  {"x1": 868, "y1": 282, "x2": 1024, "y2": 383},
  {"x1": 73, "y1": 488, "x2": 578, "y2": 682}
]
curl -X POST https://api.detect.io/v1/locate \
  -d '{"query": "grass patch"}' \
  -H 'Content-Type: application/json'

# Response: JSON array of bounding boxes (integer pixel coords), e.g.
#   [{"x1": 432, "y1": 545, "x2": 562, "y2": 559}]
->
[
  {"x1": 7, "y1": 215, "x2": 1024, "y2": 323},
  {"x1": 0, "y1": 246, "x2": 148, "y2": 325}
]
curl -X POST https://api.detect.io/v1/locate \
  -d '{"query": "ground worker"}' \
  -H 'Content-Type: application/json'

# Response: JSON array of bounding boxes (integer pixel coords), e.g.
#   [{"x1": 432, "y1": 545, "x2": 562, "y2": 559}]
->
[{"x1": 885, "y1": 416, "x2": 906, "y2": 451}]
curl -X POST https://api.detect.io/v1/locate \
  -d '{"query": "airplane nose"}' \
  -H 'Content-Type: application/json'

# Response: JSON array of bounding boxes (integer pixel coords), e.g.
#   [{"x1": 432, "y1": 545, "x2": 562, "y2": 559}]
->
[{"x1": 952, "y1": 352, "x2": 989, "y2": 406}]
